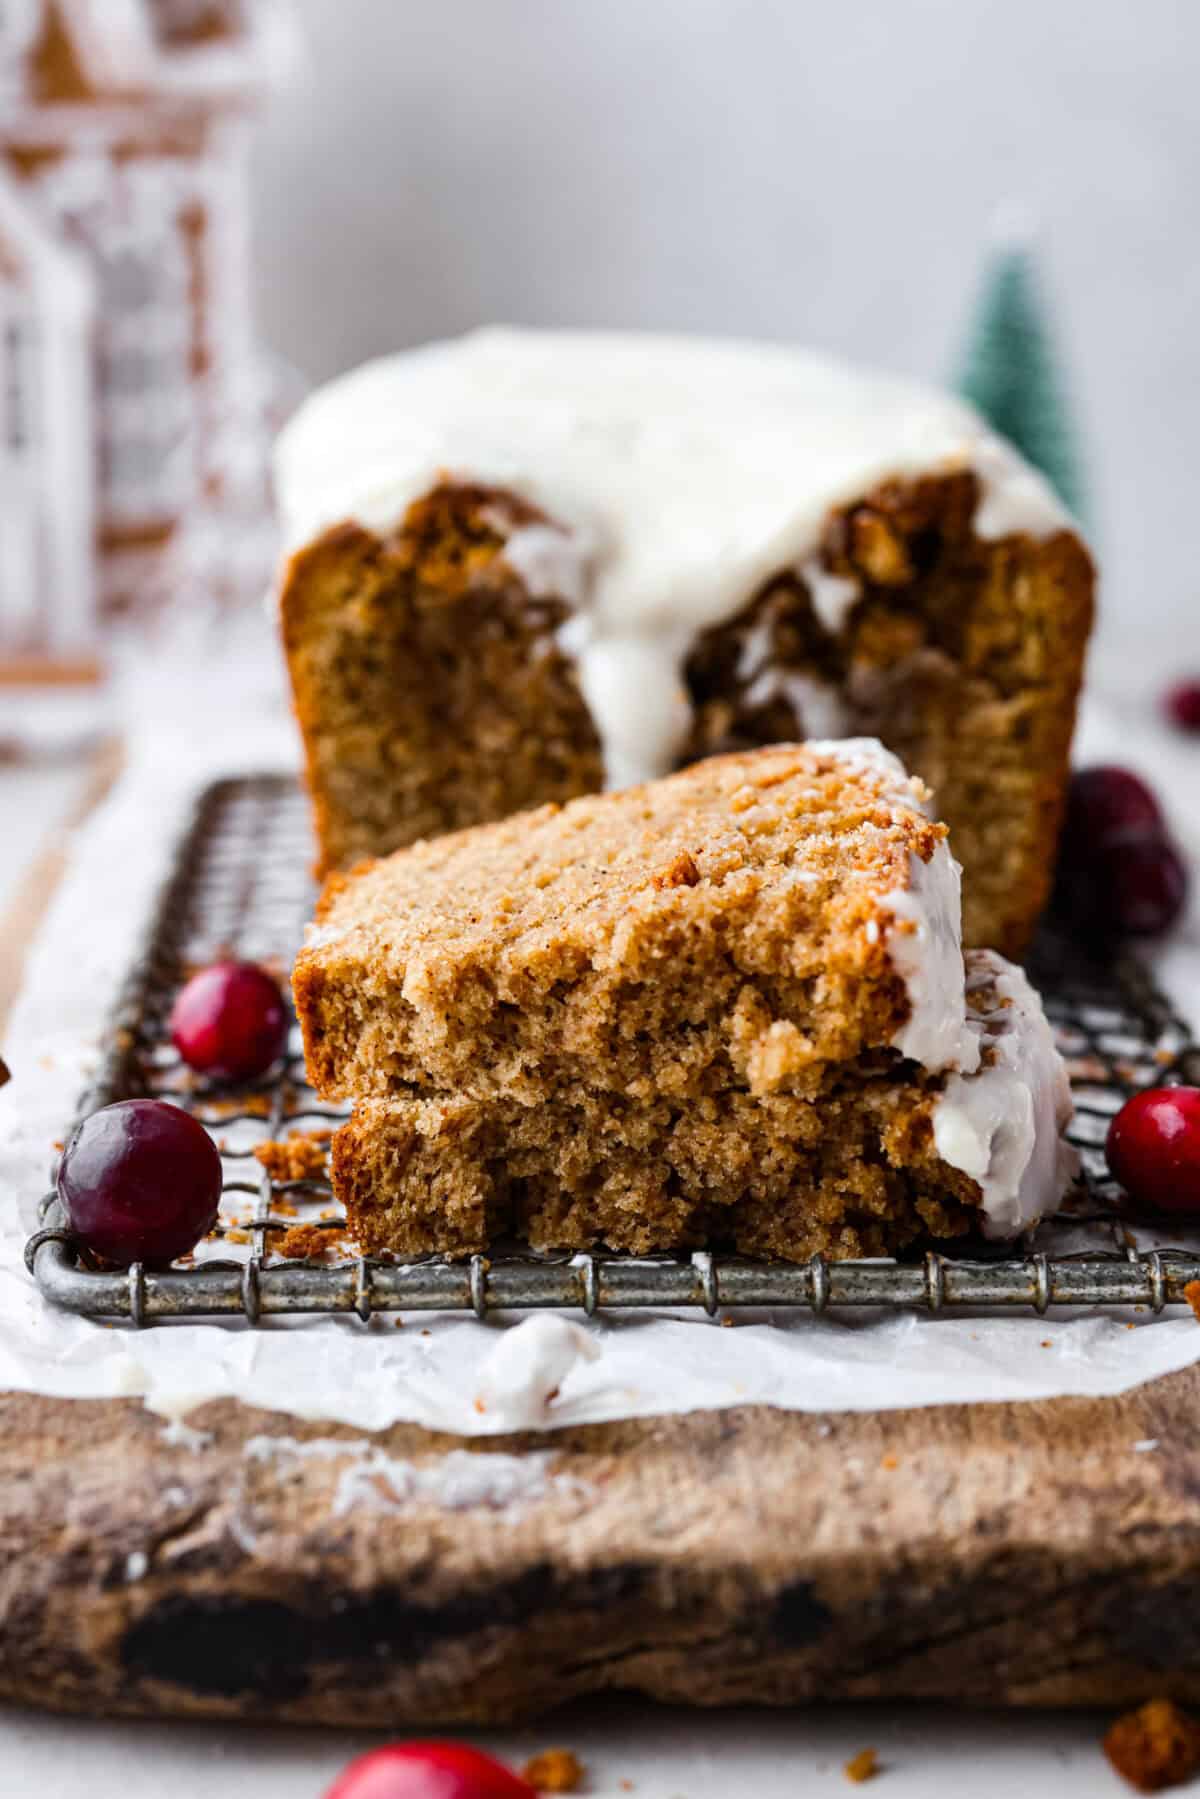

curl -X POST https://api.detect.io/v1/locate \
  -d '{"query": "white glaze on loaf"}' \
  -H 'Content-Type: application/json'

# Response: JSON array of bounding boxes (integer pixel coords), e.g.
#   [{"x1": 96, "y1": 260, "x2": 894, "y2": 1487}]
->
[{"x1": 275, "y1": 328, "x2": 1074, "y2": 791}]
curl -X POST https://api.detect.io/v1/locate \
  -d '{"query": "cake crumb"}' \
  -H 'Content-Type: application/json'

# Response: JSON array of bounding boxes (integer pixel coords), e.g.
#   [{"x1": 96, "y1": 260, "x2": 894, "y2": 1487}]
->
[
  {"x1": 253, "y1": 1130, "x2": 331, "y2": 1181},
  {"x1": 619, "y1": 1782, "x2": 634, "y2": 1792},
  {"x1": 0, "y1": 1054, "x2": 10, "y2": 1090},
  {"x1": 844, "y1": 1746, "x2": 879, "y2": 1783},
  {"x1": 1184, "y1": 1282, "x2": 1200, "y2": 1325},
  {"x1": 207, "y1": 1093, "x2": 272, "y2": 1118},
  {"x1": 652, "y1": 850, "x2": 701, "y2": 890},
  {"x1": 273, "y1": 1223, "x2": 344, "y2": 1262},
  {"x1": 1104, "y1": 1698, "x2": 1200, "y2": 1791},
  {"x1": 522, "y1": 1748, "x2": 585, "y2": 1792}
]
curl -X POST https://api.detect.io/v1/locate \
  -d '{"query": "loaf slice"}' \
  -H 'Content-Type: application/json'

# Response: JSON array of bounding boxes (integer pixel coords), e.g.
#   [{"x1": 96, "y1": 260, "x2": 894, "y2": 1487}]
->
[
  {"x1": 293, "y1": 740, "x2": 975, "y2": 1107},
  {"x1": 331, "y1": 952, "x2": 1077, "y2": 1262}
]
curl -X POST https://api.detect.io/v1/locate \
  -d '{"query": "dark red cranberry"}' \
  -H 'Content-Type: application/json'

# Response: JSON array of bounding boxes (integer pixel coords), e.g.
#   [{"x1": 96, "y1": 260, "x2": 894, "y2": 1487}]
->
[
  {"x1": 57, "y1": 1099, "x2": 223, "y2": 1265},
  {"x1": 1107, "y1": 1086, "x2": 1200, "y2": 1214},
  {"x1": 170, "y1": 960, "x2": 288, "y2": 1082},
  {"x1": 1094, "y1": 835, "x2": 1189, "y2": 938},
  {"x1": 325, "y1": 1742, "x2": 535, "y2": 1799},
  {"x1": 1055, "y1": 766, "x2": 1187, "y2": 941},
  {"x1": 1164, "y1": 681, "x2": 1200, "y2": 733},
  {"x1": 1061, "y1": 765, "x2": 1164, "y2": 857}
]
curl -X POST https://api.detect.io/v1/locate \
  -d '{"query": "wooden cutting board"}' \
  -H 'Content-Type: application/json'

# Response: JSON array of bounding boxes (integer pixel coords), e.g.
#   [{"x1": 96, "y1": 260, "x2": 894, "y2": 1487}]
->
[{"x1": 2, "y1": 1366, "x2": 1199, "y2": 1725}]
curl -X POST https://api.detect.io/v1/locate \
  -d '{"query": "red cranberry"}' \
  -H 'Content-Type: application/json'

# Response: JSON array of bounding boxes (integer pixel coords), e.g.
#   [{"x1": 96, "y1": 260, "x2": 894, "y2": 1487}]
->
[
  {"x1": 170, "y1": 960, "x2": 288, "y2": 1082},
  {"x1": 57, "y1": 1099, "x2": 223, "y2": 1265},
  {"x1": 325, "y1": 1742, "x2": 535, "y2": 1799},
  {"x1": 1061, "y1": 765, "x2": 1164, "y2": 856},
  {"x1": 1055, "y1": 766, "x2": 1188, "y2": 941},
  {"x1": 1107, "y1": 1086, "x2": 1200, "y2": 1214},
  {"x1": 1095, "y1": 835, "x2": 1189, "y2": 938},
  {"x1": 1165, "y1": 681, "x2": 1200, "y2": 733}
]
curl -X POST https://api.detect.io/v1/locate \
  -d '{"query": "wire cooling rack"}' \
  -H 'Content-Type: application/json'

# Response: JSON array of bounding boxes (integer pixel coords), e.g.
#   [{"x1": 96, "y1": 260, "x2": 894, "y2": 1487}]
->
[{"x1": 24, "y1": 774, "x2": 1200, "y2": 1325}]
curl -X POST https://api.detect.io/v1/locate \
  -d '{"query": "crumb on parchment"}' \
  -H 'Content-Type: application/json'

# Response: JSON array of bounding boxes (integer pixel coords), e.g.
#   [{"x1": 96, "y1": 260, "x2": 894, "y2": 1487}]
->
[
  {"x1": 1104, "y1": 1698, "x2": 1200, "y2": 1792},
  {"x1": 522, "y1": 1748, "x2": 585, "y2": 1792},
  {"x1": 844, "y1": 1746, "x2": 879, "y2": 1783},
  {"x1": 273, "y1": 1222, "x2": 345, "y2": 1262},
  {"x1": 253, "y1": 1130, "x2": 332, "y2": 1182}
]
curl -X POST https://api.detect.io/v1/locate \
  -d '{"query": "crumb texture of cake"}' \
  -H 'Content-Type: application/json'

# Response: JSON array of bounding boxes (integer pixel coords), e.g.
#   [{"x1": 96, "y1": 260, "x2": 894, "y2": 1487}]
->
[
  {"x1": 294, "y1": 742, "x2": 975, "y2": 1107},
  {"x1": 330, "y1": 948, "x2": 1072, "y2": 1263},
  {"x1": 276, "y1": 328, "x2": 1094, "y2": 953}
]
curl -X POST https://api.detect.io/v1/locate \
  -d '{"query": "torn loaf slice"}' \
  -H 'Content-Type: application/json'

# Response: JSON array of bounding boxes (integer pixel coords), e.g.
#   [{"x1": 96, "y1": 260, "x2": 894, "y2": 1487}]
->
[
  {"x1": 331, "y1": 952, "x2": 1077, "y2": 1262},
  {"x1": 293, "y1": 740, "x2": 976, "y2": 1107}
]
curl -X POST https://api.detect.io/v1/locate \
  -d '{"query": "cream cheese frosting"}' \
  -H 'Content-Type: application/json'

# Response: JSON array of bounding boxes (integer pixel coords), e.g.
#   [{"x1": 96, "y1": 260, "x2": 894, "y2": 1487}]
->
[
  {"x1": 275, "y1": 327, "x2": 1074, "y2": 792},
  {"x1": 933, "y1": 950, "x2": 1079, "y2": 1238},
  {"x1": 810, "y1": 737, "x2": 979, "y2": 1077}
]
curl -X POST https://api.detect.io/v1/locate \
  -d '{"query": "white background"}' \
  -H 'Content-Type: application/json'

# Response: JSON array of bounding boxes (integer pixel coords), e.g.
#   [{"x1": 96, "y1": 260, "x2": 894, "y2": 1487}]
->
[{"x1": 253, "y1": 0, "x2": 1200, "y2": 689}]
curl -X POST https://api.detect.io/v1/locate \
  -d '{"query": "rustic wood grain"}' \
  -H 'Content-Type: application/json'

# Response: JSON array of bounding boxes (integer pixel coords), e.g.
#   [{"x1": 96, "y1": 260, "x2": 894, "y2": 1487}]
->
[{"x1": 2, "y1": 1367, "x2": 1200, "y2": 1726}]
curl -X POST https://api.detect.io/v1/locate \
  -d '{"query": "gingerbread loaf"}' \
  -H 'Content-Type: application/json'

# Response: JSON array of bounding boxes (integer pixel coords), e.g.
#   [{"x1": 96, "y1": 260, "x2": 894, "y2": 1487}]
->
[
  {"x1": 277, "y1": 329, "x2": 1094, "y2": 957},
  {"x1": 295, "y1": 741, "x2": 1078, "y2": 1263}
]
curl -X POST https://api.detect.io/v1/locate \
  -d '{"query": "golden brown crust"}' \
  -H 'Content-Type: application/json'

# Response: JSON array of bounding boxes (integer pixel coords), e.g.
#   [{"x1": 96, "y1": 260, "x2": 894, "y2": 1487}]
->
[{"x1": 293, "y1": 742, "x2": 941, "y2": 1106}]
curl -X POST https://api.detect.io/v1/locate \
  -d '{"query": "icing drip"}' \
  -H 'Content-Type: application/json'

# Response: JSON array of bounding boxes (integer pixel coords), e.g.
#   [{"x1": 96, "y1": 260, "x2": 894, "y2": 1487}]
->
[
  {"x1": 803, "y1": 738, "x2": 978, "y2": 1078},
  {"x1": 737, "y1": 621, "x2": 852, "y2": 737},
  {"x1": 798, "y1": 556, "x2": 862, "y2": 635},
  {"x1": 495, "y1": 519, "x2": 593, "y2": 610},
  {"x1": 884, "y1": 841, "x2": 980, "y2": 1076},
  {"x1": 275, "y1": 328, "x2": 1077, "y2": 792},
  {"x1": 933, "y1": 950, "x2": 1079, "y2": 1238}
]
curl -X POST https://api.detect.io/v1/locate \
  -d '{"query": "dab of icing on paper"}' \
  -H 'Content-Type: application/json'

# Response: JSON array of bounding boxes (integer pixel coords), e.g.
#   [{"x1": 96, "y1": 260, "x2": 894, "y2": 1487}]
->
[{"x1": 473, "y1": 1314, "x2": 602, "y2": 1430}]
